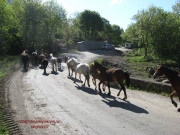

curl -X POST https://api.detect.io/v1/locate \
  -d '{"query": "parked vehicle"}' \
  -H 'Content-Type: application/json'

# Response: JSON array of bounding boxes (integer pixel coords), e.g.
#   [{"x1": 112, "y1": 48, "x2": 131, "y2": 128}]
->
[
  {"x1": 102, "y1": 44, "x2": 115, "y2": 50},
  {"x1": 125, "y1": 41, "x2": 131, "y2": 48}
]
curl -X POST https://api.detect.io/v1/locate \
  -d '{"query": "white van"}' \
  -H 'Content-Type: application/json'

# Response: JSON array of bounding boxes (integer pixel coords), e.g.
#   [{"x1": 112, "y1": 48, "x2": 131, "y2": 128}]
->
[{"x1": 125, "y1": 41, "x2": 131, "y2": 48}]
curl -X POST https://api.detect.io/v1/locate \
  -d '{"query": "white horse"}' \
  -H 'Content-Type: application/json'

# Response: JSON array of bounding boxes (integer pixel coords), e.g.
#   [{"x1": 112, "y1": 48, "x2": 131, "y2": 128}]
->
[
  {"x1": 65, "y1": 56, "x2": 79, "y2": 76},
  {"x1": 50, "y1": 54, "x2": 57, "y2": 72},
  {"x1": 70, "y1": 58, "x2": 90, "y2": 87}
]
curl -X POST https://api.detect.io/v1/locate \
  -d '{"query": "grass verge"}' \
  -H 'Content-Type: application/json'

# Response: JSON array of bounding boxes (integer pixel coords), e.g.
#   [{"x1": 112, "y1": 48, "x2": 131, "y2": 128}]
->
[{"x1": 0, "y1": 56, "x2": 20, "y2": 135}]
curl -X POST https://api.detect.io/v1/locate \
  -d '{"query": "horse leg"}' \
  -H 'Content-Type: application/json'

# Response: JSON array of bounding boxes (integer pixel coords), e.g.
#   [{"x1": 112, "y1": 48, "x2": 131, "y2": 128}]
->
[
  {"x1": 23, "y1": 62, "x2": 26, "y2": 70},
  {"x1": 83, "y1": 77, "x2": 86, "y2": 86},
  {"x1": 98, "y1": 81, "x2": 102, "y2": 93},
  {"x1": 74, "y1": 71, "x2": 77, "y2": 83},
  {"x1": 71, "y1": 68, "x2": 73, "y2": 76},
  {"x1": 79, "y1": 74, "x2": 82, "y2": 83},
  {"x1": 68, "y1": 67, "x2": 70, "y2": 76},
  {"x1": 122, "y1": 84, "x2": 127, "y2": 100},
  {"x1": 92, "y1": 78, "x2": 97, "y2": 90},
  {"x1": 55, "y1": 63, "x2": 57, "y2": 72},
  {"x1": 170, "y1": 91, "x2": 177, "y2": 107},
  {"x1": 117, "y1": 83, "x2": 123, "y2": 96},
  {"x1": 103, "y1": 82, "x2": 106, "y2": 91},
  {"x1": 87, "y1": 75, "x2": 90, "y2": 87},
  {"x1": 107, "y1": 81, "x2": 111, "y2": 96},
  {"x1": 52, "y1": 64, "x2": 54, "y2": 72}
]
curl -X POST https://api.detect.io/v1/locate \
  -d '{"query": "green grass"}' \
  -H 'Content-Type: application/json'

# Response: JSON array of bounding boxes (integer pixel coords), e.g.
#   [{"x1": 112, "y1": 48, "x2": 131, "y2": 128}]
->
[
  {"x1": 0, "y1": 56, "x2": 19, "y2": 80},
  {"x1": 0, "y1": 103, "x2": 9, "y2": 135},
  {"x1": 0, "y1": 72, "x2": 7, "y2": 79},
  {"x1": 0, "y1": 125, "x2": 9, "y2": 135},
  {"x1": 89, "y1": 58, "x2": 103, "y2": 66}
]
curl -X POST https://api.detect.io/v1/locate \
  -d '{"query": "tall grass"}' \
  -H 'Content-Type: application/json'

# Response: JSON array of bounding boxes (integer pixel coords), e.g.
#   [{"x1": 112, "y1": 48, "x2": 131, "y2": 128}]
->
[{"x1": 0, "y1": 56, "x2": 20, "y2": 80}]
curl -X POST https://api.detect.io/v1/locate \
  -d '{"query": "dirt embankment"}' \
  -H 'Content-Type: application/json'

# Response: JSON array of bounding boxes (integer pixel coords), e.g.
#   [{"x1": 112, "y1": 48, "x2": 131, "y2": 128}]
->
[{"x1": 99, "y1": 50, "x2": 172, "y2": 94}]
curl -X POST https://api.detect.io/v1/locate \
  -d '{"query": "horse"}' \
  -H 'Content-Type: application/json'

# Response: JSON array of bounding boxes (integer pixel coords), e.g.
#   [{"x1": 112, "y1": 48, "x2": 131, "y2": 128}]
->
[
  {"x1": 57, "y1": 56, "x2": 62, "y2": 70},
  {"x1": 49, "y1": 54, "x2": 57, "y2": 72},
  {"x1": 90, "y1": 63, "x2": 106, "y2": 91},
  {"x1": 65, "y1": 56, "x2": 79, "y2": 76},
  {"x1": 41, "y1": 57, "x2": 48, "y2": 74},
  {"x1": 153, "y1": 65, "x2": 180, "y2": 109},
  {"x1": 93, "y1": 61, "x2": 130, "y2": 100},
  {"x1": 70, "y1": 59, "x2": 90, "y2": 87},
  {"x1": 21, "y1": 50, "x2": 29, "y2": 71},
  {"x1": 38, "y1": 53, "x2": 46, "y2": 67},
  {"x1": 32, "y1": 51, "x2": 38, "y2": 66}
]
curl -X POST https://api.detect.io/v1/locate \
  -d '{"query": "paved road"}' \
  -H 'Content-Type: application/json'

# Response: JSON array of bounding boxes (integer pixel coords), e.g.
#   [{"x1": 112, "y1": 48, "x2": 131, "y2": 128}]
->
[{"x1": 7, "y1": 51, "x2": 180, "y2": 135}]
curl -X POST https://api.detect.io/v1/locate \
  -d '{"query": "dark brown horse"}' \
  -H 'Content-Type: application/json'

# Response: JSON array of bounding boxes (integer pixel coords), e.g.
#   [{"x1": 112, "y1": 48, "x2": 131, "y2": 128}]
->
[
  {"x1": 42, "y1": 57, "x2": 48, "y2": 74},
  {"x1": 94, "y1": 61, "x2": 130, "y2": 100},
  {"x1": 21, "y1": 50, "x2": 29, "y2": 71},
  {"x1": 153, "y1": 65, "x2": 180, "y2": 109}
]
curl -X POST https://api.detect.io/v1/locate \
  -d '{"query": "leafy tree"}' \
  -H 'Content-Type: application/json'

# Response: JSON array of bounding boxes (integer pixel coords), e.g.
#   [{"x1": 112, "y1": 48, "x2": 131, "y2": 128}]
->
[{"x1": 78, "y1": 10, "x2": 104, "y2": 40}]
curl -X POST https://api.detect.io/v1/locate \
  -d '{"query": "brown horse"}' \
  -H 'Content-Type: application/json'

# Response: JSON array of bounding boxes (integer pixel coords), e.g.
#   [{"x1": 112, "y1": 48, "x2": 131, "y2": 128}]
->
[
  {"x1": 57, "y1": 56, "x2": 62, "y2": 70},
  {"x1": 94, "y1": 61, "x2": 130, "y2": 100},
  {"x1": 38, "y1": 53, "x2": 46, "y2": 67},
  {"x1": 153, "y1": 65, "x2": 180, "y2": 109},
  {"x1": 90, "y1": 63, "x2": 106, "y2": 91}
]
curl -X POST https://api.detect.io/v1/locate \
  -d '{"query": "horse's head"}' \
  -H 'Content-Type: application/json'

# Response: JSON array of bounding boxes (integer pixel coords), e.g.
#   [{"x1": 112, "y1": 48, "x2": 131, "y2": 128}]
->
[
  {"x1": 64, "y1": 56, "x2": 69, "y2": 63},
  {"x1": 153, "y1": 65, "x2": 164, "y2": 79},
  {"x1": 49, "y1": 53, "x2": 53, "y2": 58},
  {"x1": 94, "y1": 61, "x2": 102, "y2": 69}
]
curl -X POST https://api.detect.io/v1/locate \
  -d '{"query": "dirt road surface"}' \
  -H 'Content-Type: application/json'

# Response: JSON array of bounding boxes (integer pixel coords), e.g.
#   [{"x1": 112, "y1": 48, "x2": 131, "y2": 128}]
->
[{"x1": 6, "y1": 51, "x2": 180, "y2": 135}]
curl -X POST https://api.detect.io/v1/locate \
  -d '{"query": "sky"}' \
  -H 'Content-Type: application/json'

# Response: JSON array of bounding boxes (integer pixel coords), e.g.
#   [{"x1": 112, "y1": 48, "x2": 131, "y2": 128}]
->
[{"x1": 57, "y1": 0, "x2": 178, "y2": 31}]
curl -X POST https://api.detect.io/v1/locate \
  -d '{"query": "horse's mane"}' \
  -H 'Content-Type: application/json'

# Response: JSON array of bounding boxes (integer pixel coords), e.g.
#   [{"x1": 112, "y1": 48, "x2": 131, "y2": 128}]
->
[
  {"x1": 94, "y1": 61, "x2": 108, "y2": 71},
  {"x1": 71, "y1": 58, "x2": 79, "y2": 64},
  {"x1": 163, "y1": 66, "x2": 180, "y2": 76}
]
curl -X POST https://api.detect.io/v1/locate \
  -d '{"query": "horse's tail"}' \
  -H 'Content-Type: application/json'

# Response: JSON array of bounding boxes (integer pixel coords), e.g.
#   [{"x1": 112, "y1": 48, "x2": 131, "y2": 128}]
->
[{"x1": 124, "y1": 72, "x2": 130, "y2": 88}]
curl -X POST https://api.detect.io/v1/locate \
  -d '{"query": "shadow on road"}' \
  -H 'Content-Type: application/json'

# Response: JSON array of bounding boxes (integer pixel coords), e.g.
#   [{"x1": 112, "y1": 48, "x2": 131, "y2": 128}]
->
[
  {"x1": 50, "y1": 71, "x2": 59, "y2": 75},
  {"x1": 42, "y1": 73, "x2": 49, "y2": 76},
  {"x1": 102, "y1": 98, "x2": 149, "y2": 114},
  {"x1": 75, "y1": 84, "x2": 98, "y2": 95}
]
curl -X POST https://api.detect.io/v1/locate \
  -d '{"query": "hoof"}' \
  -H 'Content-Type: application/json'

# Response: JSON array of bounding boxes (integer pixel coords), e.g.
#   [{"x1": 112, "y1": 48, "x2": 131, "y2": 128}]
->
[
  {"x1": 123, "y1": 97, "x2": 127, "y2": 101},
  {"x1": 173, "y1": 102, "x2": 178, "y2": 108},
  {"x1": 178, "y1": 108, "x2": 180, "y2": 112}
]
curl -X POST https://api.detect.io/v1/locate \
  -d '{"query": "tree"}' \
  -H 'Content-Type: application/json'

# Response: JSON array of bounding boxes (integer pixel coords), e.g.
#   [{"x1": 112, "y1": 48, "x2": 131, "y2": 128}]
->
[
  {"x1": 78, "y1": 10, "x2": 104, "y2": 40},
  {"x1": 0, "y1": 0, "x2": 18, "y2": 55}
]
